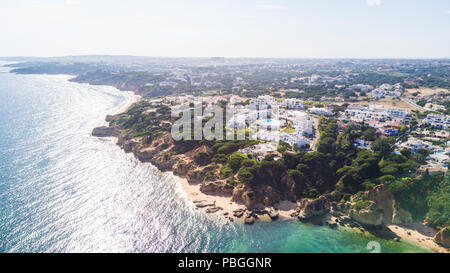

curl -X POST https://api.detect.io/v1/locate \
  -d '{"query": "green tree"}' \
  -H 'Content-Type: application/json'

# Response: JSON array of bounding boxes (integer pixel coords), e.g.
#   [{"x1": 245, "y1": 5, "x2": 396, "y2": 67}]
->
[{"x1": 371, "y1": 138, "x2": 391, "y2": 157}]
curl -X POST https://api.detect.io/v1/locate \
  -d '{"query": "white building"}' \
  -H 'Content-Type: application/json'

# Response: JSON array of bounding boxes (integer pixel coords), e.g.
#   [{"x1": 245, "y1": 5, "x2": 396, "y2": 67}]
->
[
  {"x1": 281, "y1": 99, "x2": 305, "y2": 110},
  {"x1": 292, "y1": 112, "x2": 314, "y2": 136},
  {"x1": 249, "y1": 95, "x2": 277, "y2": 110},
  {"x1": 399, "y1": 138, "x2": 433, "y2": 154},
  {"x1": 280, "y1": 132, "x2": 309, "y2": 148},
  {"x1": 429, "y1": 153, "x2": 449, "y2": 164},
  {"x1": 345, "y1": 105, "x2": 388, "y2": 121},
  {"x1": 371, "y1": 83, "x2": 403, "y2": 99},
  {"x1": 348, "y1": 84, "x2": 372, "y2": 92},
  {"x1": 256, "y1": 131, "x2": 280, "y2": 143},
  {"x1": 425, "y1": 103, "x2": 446, "y2": 112},
  {"x1": 309, "y1": 107, "x2": 332, "y2": 116},
  {"x1": 227, "y1": 115, "x2": 247, "y2": 129},
  {"x1": 387, "y1": 108, "x2": 410, "y2": 119},
  {"x1": 423, "y1": 114, "x2": 449, "y2": 129}
]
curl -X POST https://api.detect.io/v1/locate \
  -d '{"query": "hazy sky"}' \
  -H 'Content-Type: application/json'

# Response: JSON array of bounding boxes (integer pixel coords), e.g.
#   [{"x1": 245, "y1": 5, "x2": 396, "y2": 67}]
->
[{"x1": 0, "y1": 0, "x2": 449, "y2": 58}]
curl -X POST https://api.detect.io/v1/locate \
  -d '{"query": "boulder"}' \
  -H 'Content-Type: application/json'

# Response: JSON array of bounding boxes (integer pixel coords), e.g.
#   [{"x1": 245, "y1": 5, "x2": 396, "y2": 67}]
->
[
  {"x1": 290, "y1": 212, "x2": 299, "y2": 218},
  {"x1": 244, "y1": 217, "x2": 255, "y2": 225},
  {"x1": 206, "y1": 207, "x2": 219, "y2": 213},
  {"x1": 269, "y1": 211, "x2": 279, "y2": 220},
  {"x1": 233, "y1": 210, "x2": 244, "y2": 218}
]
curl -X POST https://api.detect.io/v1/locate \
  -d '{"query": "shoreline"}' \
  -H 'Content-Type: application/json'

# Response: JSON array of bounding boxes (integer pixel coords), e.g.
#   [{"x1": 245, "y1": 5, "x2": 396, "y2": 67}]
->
[
  {"x1": 2, "y1": 65, "x2": 446, "y2": 253},
  {"x1": 115, "y1": 91, "x2": 142, "y2": 114},
  {"x1": 55, "y1": 74, "x2": 443, "y2": 253},
  {"x1": 106, "y1": 90, "x2": 300, "y2": 223},
  {"x1": 175, "y1": 175, "x2": 298, "y2": 221},
  {"x1": 385, "y1": 223, "x2": 449, "y2": 253},
  {"x1": 105, "y1": 89, "x2": 444, "y2": 253}
]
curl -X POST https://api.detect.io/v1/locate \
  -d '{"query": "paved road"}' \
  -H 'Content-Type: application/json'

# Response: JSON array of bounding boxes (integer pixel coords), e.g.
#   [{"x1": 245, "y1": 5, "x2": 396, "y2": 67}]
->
[
  {"x1": 401, "y1": 98, "x2": 434, "y2": 112},
  {"x1": 393, "y1": 125, "x2": 418, "y2": 147}
]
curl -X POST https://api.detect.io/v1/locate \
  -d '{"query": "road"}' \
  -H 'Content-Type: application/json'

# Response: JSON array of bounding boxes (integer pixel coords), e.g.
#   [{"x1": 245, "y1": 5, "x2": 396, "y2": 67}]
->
[
  {"x1": 393, "y1": 124, "x2": 418, "y2": 147},
  {"x1": 401, "y1": 98, "x2": 434, "y2": 112}
]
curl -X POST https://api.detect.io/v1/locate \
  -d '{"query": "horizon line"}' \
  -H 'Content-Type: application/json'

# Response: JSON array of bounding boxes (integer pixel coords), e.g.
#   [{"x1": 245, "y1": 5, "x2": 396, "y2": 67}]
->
[{"x1": 1, "y1": 55, "x2": 450, "y2": 61}]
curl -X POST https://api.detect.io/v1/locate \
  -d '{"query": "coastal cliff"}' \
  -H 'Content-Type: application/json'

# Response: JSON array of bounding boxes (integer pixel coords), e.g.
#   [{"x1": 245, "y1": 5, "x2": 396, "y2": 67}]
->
[
  {"x1": 92, "y1": 126, "x2": 120, "y2": 137},
  {"x1": 91, "y1": 99, "x2": 448, "y2": 252}
]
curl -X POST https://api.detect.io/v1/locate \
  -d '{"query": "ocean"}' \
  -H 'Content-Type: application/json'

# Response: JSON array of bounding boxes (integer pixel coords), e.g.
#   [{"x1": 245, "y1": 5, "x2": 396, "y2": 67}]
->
[{"x1": 0, "y1": 64, "x2": 430, "y2": 253}]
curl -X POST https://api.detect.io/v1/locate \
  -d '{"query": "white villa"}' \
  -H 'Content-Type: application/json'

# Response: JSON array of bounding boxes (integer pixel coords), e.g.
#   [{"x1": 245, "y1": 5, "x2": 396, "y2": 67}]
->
[
  {"x1": 371, "y1": 83, "x2": 403, "y2": 99},
  {"x1": 249, "y1": 95, "x2": 277, "y2": 110},
  {"x1": 423, "y1": 114, "x2": 449, "y2": 129},
  {"x1": 387, "y1": 108, "x2": 410, "y2": 119},
  {"x1": 345, "y1": 105, "x2": 409, "y2": 121},
  {"x1": 280, "y1": 132, "x2": 309, "y2": 148},
  {"x1": 309, "y1": 107, "x2": 332, "y2": 116},
  {"x1": 345, "y1": 105, "x2": 387, "y2": 121},
  {"x1": 398, "y1": 138, "x2": 433, "y2": 154},
  {"x1": 281, "y1": 99, "x2": 305, "y2": 110},
  {"x1": 348, "y1": 84, "x2": 372, "y2": 92}
]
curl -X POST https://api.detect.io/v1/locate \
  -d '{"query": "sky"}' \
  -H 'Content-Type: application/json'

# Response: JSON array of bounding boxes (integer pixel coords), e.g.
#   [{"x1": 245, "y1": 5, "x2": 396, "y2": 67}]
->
[{"x1": 0, "y1": 0, "x2": 449, "y2": 58}]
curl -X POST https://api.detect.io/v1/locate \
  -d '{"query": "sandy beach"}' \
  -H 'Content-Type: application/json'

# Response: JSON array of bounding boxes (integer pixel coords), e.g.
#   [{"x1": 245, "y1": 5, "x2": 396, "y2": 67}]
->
[
  {"x1": 176, "y1": 176, "x2": 298, "y2": 221},
  {"x1": 274, "y1": 200, "x2": 298, "y2": 218},
  {"x1": 177, "y1": 177, "x2": 246, "y2": 217},
  {"x1": 116, "y1": 91, "x2": 142, "y2": 114},
  {"x1": 177, "y1": 173, "x2": 447, "y2": 252},
  {"x1": 386, "y1": 223, "x2": 449, "y2": 253}
]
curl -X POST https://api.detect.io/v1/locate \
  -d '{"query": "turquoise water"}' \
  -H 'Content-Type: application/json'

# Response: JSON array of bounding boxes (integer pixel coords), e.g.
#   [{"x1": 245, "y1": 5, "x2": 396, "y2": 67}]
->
[{"x1": 0, "y1": 64, "x2": 431, "y2": 253}]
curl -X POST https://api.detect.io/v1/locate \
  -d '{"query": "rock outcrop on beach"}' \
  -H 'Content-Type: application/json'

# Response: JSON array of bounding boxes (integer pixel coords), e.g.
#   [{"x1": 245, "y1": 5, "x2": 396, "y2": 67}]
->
[
  {"x1": 200, "y1": 181, "x2": 233, "y2": 195},
  {"x1": 329, "y1": 184, "x2": 414, "y2": 227},
  {"x1": 434, "y1": 227, "x2": 450, "y2": 248},
  {"x1": 350, "y1": 209, "x2": 383, "y2": 226},
  {"x1": 367, "y1": 185, "x2": 413, "y2": 225},
  {"x1": 365, "y1": 184, "x2": 395, "y2": 224},
  {"x1": 105, "y1": 115, "x2": 118, "y2": 122},
  {"x1": 297, "y1": 197, "x2": 329, "y2": 219},
  {"x1": 92, "y1": 126, "x2": 120, "y2": 137}
]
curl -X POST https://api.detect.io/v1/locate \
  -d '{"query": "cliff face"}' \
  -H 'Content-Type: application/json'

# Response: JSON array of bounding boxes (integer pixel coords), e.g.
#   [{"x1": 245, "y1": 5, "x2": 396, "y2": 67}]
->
[
  {"x1": 93, "y1": 118, "x2": 417, "y2": 229},
  {"x1": 297, "y1": 197, "x2": 329, "y2": 219},
  {"x1": 365, "y1": 184, "x2": 395, "y2": 224},
  {"x1": 92, "y1": 126, "x2": 120, "y2": 137},
  {"x1": 97, "y1": 124, "x2": 245, "y2": 201},
  {"x1": 434, "y1": 227, "x2": 450, "y2": 248},
  {"x1": 366, "y1": 184, "x2": 413, "y2": 225},
  {"x1": 330, "y1": 184, "x2": 414, "y2": 227},
  {"x1": 350, "y1": 209, "x2": 384, "y2": 226}
]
